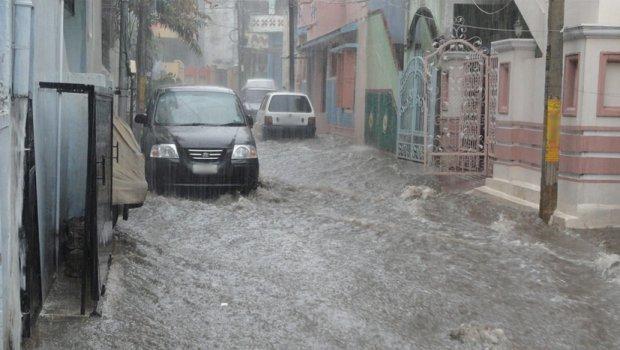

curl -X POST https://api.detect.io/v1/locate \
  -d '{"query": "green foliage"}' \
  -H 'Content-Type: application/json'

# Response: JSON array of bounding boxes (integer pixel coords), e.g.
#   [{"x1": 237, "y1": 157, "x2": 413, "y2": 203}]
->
[
  {"x1": 131, "y1": 0, "x2": 211, "y2": 55},
  {"x1": 151, "y1": 72, "x2": 181, "y2": 96}
]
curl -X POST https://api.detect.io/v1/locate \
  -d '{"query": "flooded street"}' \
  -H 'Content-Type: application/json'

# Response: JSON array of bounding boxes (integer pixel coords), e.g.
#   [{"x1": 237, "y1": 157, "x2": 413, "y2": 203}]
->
[{"x1": 28, "y1": 135, "x2": 620, "y2": 349}]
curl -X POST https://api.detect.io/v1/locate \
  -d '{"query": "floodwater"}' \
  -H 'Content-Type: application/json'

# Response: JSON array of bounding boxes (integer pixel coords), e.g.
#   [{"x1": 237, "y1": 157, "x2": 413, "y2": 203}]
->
[{"x1": 27, "y1": 135, "x2": 620, "y2": 349}]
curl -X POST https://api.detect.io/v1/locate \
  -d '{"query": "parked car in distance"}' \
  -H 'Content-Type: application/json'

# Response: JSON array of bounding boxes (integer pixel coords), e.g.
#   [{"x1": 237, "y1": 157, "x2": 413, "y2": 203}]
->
[
  {"x1": 243, "y1": 78, "x2": 277, "y2": 90},
  {"x1": 135, "y1": 86, "x2": 259, "y2": 195},
  {"x1": 241, "y1": 78, "x2": 277, "y2": 119},
  {"x1": 256, "y1": 92, "x2": 316, "y2": 139}
]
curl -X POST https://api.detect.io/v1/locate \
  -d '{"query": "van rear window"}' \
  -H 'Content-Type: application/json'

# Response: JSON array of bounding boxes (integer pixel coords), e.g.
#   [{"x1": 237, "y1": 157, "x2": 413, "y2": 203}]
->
[{"x1": 268, "y1": 95, "x2": 312, "y2": 113}]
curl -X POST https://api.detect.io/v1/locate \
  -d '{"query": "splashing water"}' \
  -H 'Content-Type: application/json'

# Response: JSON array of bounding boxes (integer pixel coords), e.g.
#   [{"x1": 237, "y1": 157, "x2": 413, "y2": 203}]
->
[{"x1": 26, "y1": 135, "x2": 620, "y2": 349}]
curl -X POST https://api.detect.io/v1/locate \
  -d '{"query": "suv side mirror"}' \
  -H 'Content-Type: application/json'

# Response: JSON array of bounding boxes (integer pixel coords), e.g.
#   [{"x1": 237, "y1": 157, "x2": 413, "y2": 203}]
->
[
  {"x1": 247, "y1": 115, "x2": 254, "y2": 127},
  {"x1": 134, "y1": 113, "x2": 149, "y2": 125}
]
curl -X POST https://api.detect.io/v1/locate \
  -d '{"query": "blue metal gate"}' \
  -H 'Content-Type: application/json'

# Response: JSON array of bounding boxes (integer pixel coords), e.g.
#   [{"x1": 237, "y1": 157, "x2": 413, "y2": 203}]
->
[{"x1": 397, "y1": 56, "x2": 434, "y2": 162}]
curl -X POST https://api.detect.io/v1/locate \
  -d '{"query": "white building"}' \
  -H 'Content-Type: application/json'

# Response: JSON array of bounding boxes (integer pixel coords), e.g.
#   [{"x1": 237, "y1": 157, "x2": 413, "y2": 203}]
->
[
  {"x1": 403, "y1": 0, "x2": 620, "y2": 228},
  {"x1": 480, "y1": 0, "x2": 620, "y2": 228},
  {"x1": 1, "y1": 0, "x2": 120, "y2": 346}
]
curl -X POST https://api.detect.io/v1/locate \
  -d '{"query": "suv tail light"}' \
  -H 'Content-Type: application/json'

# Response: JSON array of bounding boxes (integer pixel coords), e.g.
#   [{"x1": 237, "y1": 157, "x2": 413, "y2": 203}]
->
[
  {"x1": 265, "y1": 116, "x2": 273, "y2": 125},
  {"x1": 308, "y1": 117, "x2": 316, "y2": 126}
]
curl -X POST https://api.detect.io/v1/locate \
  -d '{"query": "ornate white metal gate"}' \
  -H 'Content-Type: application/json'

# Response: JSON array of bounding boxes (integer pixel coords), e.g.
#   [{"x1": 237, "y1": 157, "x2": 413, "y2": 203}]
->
[{"x1": 397, "y1": 31, "x2": 497, "y2": 174}]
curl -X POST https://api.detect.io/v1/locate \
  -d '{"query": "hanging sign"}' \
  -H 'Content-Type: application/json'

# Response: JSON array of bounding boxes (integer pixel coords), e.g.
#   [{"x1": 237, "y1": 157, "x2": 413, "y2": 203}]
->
[{"x1": 248, "y1": 15, "x2": 285, "y2": 33}]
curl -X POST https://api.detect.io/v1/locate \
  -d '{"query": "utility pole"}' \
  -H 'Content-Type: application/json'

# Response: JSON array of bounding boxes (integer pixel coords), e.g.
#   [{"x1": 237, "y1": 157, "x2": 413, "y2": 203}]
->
[
  {"x1": 288, "y1": 0, "x2": 295, "y2": 90},
  {"x1": 118, "y1": 0, "x2": 130, "y2": 123},
  {"x1": 136, "y1": 0, "x2": 152, "y2": 114},
  {"x1": 236, "y1": 0, "x2": 245, "y2": 90},
  {"x1": 539, "y1": 0, "x2": 565, "y2": 223}
]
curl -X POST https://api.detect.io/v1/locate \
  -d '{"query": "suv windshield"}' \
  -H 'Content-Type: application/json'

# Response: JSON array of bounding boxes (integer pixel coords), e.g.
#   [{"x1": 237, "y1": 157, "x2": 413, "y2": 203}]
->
[
  {"x1": 155, "y1": 91, "x2": 246, "y2": 126},
  {"x1": 244, "y1": 89, "x2": 271, "y2": 104},
  {"x1": 268, "y1": 95, "x2": 312, "y2": 113}
]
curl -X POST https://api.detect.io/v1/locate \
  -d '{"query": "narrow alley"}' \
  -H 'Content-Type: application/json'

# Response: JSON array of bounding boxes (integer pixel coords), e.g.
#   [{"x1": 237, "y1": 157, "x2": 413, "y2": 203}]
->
[
  {"x1": 26, "y1": 136, "x2": 620, "y2": 349},
  {"x1": 2, "y1": 0, "x2": 620, "y2": 348}
]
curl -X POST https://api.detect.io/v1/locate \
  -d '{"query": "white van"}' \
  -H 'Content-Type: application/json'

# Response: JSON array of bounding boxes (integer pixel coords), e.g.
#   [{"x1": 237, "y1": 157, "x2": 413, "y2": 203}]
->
[
  {"x1": 243, "y1": 78, "x2": 277, "y2": 90},
  {"x1": 256, "y1": 92, "x2": 316, "y2": 139},
  {"x1": 241, "y1": 79, "x2": 277, "y2": 118}
]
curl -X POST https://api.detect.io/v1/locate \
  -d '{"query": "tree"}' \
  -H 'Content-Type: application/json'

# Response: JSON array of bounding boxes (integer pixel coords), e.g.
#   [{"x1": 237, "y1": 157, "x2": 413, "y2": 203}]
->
[
  {"x1": 131, "y1": 0, "x2": 211, "y2": 55},
  {"x1": 132, "y1": 0, "x2": 211, "y2": 112}
]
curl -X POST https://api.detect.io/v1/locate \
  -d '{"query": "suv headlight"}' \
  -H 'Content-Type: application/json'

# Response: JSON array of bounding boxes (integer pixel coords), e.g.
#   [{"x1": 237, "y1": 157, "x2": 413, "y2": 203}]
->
[
  {"x1": 232, "y1": 145, "x2": 258, "y2": 159},
  {"x1": 150, "y1": 144, "x2": 179, "y2": 159}
]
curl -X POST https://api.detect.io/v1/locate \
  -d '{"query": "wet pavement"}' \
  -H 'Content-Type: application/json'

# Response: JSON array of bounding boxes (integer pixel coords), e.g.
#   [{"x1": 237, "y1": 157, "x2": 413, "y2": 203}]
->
[{"x1": 26, "y1": 135, "x2": 620, "y2": 349}]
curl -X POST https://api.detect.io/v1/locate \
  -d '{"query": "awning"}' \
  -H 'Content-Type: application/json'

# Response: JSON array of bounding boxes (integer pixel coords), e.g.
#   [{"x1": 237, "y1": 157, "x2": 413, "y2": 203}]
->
[
  {"x1": 297, "y1": 22, "x2": 358, "y2": 51},
  {"x1": 329, "y1": 43, "x2": 358, "y2": 53}
]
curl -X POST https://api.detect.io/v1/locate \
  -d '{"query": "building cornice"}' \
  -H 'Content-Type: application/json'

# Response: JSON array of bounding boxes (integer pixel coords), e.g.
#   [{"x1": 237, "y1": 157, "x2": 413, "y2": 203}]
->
[
  {"x1": 491, "y1": 39, "x2": 537, "y2": 54},
  {"x1": 564, "y1": 25, "x2": 620, "y2": 41}
]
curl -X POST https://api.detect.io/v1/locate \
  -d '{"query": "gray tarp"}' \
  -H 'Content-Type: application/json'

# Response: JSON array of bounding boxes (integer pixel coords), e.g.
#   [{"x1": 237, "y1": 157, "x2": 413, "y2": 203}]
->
[{"x1": 113, "y1": 117, "x2": 147, "y2": 205}]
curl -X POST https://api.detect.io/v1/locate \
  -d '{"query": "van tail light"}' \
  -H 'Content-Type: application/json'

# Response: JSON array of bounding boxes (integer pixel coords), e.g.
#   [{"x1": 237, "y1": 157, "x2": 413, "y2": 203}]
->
[
  {"x1": 308, "y1": 117, "x2": 316, "y2": 126},
  {"x1": 265, "y1": 116, "x2": 273, "y2": 125}
]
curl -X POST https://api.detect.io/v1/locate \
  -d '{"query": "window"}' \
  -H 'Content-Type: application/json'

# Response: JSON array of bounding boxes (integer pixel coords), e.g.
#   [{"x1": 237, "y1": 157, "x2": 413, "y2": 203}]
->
[
  {"x1": 598, "y1": 52, "x2": 620, "y2": 117},
  {"x1": 244, "y1": 89, "x2": 271, "y2": 104},
  {"x1": 155, "y1": 91, "x2": 245, "y2": 126},
  {"x1": 336, "y1": 50, "x2": 356, "y2": 110},
  {"x1": 498, "y1": 63, "x2": 510, "y2": 114},
  {"x1": 563, "y1": 54, "x2": 580, "y2": 116},
  {"x1": 259, "y1": 95, "x2": 269, "y2": 111},
  {"x1": 268, "y1": 95, "x2": 313, "y2": 113}
]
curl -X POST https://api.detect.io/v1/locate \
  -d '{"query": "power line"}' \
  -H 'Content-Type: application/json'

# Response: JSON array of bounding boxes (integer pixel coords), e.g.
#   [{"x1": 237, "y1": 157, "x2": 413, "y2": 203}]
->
[
  {"x1": 470, "y1": 0, "x2": 514, "y2": 15},
  {"x1": 211, "y1": 0, "x2": 561, "y2": 35},
  {"x1": 411, "y1": 12, "x2": 561, "y2": 34}
]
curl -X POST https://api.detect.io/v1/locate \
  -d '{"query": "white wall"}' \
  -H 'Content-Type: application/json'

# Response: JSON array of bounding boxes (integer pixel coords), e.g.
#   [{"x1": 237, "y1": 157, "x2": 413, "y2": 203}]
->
[
  {"x1": 495, "y1": 40, "x2": 545, "y2": 125},
  {"x1": 563, "y1": 35, "x2": 620, "y2": 128},
  {"x1": 354, "y1": 19, "x2": 367, "y2": 144},
  {"x1": 484, "y1": 40, "x2": 545, "y2": 210},
  {"x1": 32, "y1": 0, "x2": 64, "y2": 301},
  {"x1": 564, "y1": 0, "x2": 599, "y2": 28},
  {"x1": 0, "y1": 0, "x2": 13, "y2": 345},
  {"x1": 514, "y1": 0, "x2": 547, "y2": 49},
  {"x1": 34, "y1": 0, "x2": 117, "y2": 301},
  {"x1": 598, "y1": 0, "x2": 620, "y2": 25}
]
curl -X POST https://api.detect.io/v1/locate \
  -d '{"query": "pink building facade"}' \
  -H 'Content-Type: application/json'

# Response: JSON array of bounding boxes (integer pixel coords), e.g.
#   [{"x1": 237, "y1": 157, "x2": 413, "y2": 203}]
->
[
  {"x1": 295, "y1": 0, "x2": 406, "y2": 144},
  {"x1": 295, "y1": 0, "x2": 367, "y2": 140}
]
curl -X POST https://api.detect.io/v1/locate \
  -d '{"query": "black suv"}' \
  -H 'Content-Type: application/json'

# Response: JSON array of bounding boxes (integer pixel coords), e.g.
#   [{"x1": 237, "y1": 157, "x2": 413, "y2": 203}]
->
[{"x1": 135, "y1": 86, "x2": 259, "y2": 194}]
